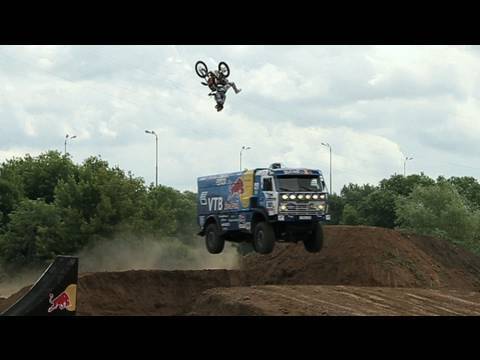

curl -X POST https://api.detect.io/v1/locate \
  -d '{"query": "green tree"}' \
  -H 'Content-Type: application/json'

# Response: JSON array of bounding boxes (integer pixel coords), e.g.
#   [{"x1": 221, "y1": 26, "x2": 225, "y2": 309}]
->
[
  {"x1": 0, "y1": 199, "x2": 63, "y2": 269},
  {"x1": 341, "y1": 204, "x2": 363, "y2": 225},
  {"x1": 137, "y1": 185, "x2": 197, "y2": 240},
  {"x1": 326, "y1": 193, "x2": 344, "y2": 225},
  {"x1": 395, "y1": 182, "x2": 480, "y2": 253},
  {"x1": 379, "y1": 173, "x2": 435, "y2": 197},
  {"x1": 0, "y1": 179, "x2": 21, "y2": 227},
  {"x1": 362, "y1": 189, "x2": 397, "y2": 228},
  {"x1": 443, "y1": 176, "x2": 480, "y2": 211},
  {"x1": 0, "y1": 151, "x2": 77, "y2": 203},
  {"x1": 338, "y1": 183, "x2": 375, "y2": 225},
  {"x1": 54, "y1": 156, "x2": 147, "y2": 241}
]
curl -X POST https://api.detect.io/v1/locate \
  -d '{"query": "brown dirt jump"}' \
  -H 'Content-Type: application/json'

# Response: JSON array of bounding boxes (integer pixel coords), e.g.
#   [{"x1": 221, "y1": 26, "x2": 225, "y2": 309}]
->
[
  {"x1": 241, "y1": 225, "x2": 480, "y2": 290},
  {"x1": 2, "y1": 226, "x2": 480, "y2": 315}
]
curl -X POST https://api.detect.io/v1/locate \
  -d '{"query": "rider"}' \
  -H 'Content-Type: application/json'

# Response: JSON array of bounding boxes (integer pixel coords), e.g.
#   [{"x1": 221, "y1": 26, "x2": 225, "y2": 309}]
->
[{"x1": 202, "y1": 70, "x2": 241, "y2": 112}]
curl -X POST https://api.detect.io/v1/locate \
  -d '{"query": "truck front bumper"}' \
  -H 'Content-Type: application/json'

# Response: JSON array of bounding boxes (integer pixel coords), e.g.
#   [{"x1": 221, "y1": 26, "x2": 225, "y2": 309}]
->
[{"x1": 275, "y1": 214, "x2": 330, "y2": 222}]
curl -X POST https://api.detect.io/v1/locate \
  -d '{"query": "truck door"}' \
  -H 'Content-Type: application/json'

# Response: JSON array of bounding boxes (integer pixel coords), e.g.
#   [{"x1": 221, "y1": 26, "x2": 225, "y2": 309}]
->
[{"x1": 259, "y1": 175, "x2": 276, "y2": 215}]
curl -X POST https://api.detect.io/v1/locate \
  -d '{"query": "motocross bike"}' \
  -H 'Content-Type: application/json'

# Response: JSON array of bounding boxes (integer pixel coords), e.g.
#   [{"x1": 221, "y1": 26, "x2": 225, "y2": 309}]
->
[
  {"x1": 195, "y1": 61, "x2": 232, "y2": 111},
  {"x1": 195, "y1": 60, "x2": 230, "y2": 79}
]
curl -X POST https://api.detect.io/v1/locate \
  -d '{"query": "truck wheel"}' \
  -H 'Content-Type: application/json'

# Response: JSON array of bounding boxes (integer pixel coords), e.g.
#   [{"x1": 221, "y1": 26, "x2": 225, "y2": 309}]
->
[
  {"x1": 304, "y1": 223, "x2": 324, "y2": 253},
  {"x1": 253, "y1": 222, "x2": 275, "y2": 254},
  {"x1": 205, "y1": 223, "x2": 225, "y2": 254}
]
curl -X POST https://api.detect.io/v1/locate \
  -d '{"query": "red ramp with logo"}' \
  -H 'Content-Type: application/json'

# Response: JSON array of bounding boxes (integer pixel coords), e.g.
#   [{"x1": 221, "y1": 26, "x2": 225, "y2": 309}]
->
[{"x1": 1, "y1": 256, "x2": 78, "y2": 316}]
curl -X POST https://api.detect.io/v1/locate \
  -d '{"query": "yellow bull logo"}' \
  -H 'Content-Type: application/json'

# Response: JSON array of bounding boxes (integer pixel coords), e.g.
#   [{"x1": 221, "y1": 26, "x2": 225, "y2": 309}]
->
[{"x1": 239, "y1": 170, "x2": 254, "y2": 208}]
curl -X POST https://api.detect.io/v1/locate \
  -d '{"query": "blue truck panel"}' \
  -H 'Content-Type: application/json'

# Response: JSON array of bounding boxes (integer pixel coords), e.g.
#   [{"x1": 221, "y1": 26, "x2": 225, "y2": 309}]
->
[{"x1": 197, "y1": 170, "x2": 257, "y2": 233}]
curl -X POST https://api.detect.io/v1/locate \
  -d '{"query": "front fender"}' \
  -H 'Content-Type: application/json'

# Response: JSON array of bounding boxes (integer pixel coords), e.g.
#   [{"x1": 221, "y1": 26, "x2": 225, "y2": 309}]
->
[{"x1": 197, "y1": 214, "x2": 220, "y2": 236}]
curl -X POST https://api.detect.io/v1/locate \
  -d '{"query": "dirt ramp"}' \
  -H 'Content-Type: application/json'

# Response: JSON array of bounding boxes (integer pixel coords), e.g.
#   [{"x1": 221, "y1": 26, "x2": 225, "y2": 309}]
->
[
  {"x1": 190, "y1": 285, "x2": 480, "y2": 316},
  {"x1": 77, "y1": 269, "x2": 250, "y2": 315},
  {"x1": 241, "y1": 226, "x2": 480, "y2": 290}
]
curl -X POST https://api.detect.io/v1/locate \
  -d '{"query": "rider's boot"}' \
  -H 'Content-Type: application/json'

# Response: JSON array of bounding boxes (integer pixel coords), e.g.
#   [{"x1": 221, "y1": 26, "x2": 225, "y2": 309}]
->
[{"x1": 230, "y1": 82, "x2": 242, "y2": 94}]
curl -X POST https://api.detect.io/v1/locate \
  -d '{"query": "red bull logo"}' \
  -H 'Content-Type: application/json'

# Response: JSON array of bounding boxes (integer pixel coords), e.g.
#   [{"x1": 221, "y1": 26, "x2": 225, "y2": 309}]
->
[
  {"x1": 230, "y1": 178, "x2": 244, "y2": 196},
  {"x1": 48, "y1": 284, "x2": 77, "y2": 313}
]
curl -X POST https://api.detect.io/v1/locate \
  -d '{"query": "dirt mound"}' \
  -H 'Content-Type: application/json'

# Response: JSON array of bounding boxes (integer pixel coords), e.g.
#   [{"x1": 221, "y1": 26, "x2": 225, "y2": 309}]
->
[
  {"x1": 190, "y1": 285, "x2": 480, "y2": 316},
  {"x1": 240, "y1": 226, "x2": 480, "y2": 290},
  {"x1": 77, "y1": 269, "x2": 251, "y2": 315},
  {"x1": 0, "y1": 287, "x2": 31, "y2": 313},
  {"x1": 3, "y1": 225, "x2": 480, "y2": 315}
]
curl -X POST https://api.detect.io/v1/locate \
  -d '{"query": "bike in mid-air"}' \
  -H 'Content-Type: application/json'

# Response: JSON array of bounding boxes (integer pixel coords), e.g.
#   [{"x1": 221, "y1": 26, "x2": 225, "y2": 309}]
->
[{"x1": 195, "y1": 61, "x2": 241, "y2": 112}]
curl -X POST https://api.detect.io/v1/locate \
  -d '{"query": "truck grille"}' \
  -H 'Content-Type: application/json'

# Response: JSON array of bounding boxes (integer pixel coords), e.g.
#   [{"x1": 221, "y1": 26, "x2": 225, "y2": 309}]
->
[{"x1": 281, "y1": 203, "x2": 318, "y2": 216}]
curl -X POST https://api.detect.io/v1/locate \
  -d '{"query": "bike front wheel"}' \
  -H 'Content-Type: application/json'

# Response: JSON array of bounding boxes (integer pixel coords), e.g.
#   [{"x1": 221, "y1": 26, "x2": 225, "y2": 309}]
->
[{"x1": 195, "y1": 61, "x2": 208, "y2": 78}]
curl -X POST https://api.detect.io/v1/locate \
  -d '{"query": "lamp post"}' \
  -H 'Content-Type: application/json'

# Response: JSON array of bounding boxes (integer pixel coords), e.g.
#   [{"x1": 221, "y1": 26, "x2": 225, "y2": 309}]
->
[
  {"x1": 145, "y1": 130, "x2": 159, "y2": 187},
  {"x1": 404, "y1": 157, "x2": 413, "y2": 177},
  {"x1": 64, "y1": 134, "x2": 77, "y2": 156},
  {"x1": 321, "y1": 142, "x2": 332, "y2": 195},
  {"x1": 240, "y1": 146, "x2": 251, "y2": 171}
]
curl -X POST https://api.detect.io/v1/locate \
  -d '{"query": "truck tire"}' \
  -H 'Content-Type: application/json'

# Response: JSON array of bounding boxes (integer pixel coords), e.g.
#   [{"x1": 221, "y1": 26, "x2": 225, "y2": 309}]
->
[
  {"x1": 205, "y1": 223, "x2": 225, "y2": 254},
  {"x1": 304, "y1": 223, "x2": 324, "y2": 253},
  {"x1": 253, "y1": 222, "x2": 275, "y2": 254}
]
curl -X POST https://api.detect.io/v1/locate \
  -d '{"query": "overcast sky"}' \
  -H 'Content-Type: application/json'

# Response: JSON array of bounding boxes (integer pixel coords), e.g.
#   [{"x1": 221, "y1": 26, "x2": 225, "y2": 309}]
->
[{"x1": 1, "y1": 45, "x2": 479, "y2": 193}]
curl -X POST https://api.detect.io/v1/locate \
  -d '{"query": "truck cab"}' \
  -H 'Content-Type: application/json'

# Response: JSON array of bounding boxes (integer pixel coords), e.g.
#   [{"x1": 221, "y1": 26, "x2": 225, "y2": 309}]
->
[{"x1": 197, "y1": 163, "x2": 329, "y2": 255}]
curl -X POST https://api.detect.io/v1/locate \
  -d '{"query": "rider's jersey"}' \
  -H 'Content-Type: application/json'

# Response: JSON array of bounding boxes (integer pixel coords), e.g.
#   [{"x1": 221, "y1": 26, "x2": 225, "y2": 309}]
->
[
  {"x1": 207, "y1": 76, "x2": 218, "y2": 91},
  {"x1": 207, "y1": 75, "x2": 227, "y2": 91}
]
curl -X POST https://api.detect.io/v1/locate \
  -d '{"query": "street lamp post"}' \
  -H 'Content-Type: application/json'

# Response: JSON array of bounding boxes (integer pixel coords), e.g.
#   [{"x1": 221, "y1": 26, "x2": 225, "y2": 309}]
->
[
  {"x1": 240, "y1": 146, "x2": 251, "y2": 171},
  {"x1": 321, "y1": 142, "x2": 332, "y2": 195},
  {"x1": 64, "y1": 134, "x2": 77, "y2": 156},
  {"x1": 404, "y1": 157, "x2": 413, "y2": 177},
  {"x1": 145, "y1": 130, "x2": 159, "y2": 187}
]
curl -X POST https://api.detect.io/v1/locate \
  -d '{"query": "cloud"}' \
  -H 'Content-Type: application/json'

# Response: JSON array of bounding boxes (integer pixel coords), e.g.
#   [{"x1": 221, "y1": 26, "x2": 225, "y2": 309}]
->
[{"x1": 0, "y1": 45, "x2": 479, "y2": 193}]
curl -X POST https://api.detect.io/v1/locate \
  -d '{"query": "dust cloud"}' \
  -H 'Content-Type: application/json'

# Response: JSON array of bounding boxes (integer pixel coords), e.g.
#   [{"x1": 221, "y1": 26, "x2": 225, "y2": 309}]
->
[
  {"x1": 77, "y1": 234, "x2": 241, "y2": 273},
  {"x1": 0, "y1": 235, "x2": 241, "y2": 299},
  {"x1": 0, "y1": 268, "x2": 43, "y2": 298}
]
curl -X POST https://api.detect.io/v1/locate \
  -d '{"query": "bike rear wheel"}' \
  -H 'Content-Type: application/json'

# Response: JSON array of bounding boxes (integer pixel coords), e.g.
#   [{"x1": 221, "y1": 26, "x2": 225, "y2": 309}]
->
[
  {"x1": 218, "y1": 62, "x2": 230, "y2": 78},
  {"x1": 195, "y1": 61, "x2": 208, "y2": 78}
]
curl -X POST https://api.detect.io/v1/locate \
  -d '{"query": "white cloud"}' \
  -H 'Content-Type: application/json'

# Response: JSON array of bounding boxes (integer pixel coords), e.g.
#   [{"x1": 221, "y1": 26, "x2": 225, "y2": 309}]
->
[{"x1": 0, "y1": 45, "x2": 479, "y2": 193}]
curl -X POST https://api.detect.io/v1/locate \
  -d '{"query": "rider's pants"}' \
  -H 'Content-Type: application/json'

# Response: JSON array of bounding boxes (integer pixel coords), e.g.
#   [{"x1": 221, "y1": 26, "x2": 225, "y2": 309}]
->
[
  {"x1": 215, "y1": 90, "x2": 226, "y2": 105},
  {"x1": 214, "y1": 82, "x2": 240, "y2": 105}
]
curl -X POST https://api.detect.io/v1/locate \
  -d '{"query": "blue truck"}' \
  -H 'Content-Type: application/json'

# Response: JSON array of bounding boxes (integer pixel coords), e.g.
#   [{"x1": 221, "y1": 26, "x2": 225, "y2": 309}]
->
[{"x1": 197, "y1": 163, "x2": 330, "y2": 255}]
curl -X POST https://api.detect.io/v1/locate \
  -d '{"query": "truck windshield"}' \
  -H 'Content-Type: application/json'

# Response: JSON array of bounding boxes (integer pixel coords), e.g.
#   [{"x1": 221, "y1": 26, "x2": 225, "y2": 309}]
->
[{"x1": 276, "y1": 176, "x2": 323, "y2": 192}]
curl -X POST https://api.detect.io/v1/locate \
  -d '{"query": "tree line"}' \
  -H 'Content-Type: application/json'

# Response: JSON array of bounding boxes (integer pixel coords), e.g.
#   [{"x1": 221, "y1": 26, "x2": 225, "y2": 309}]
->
[
  {"x1": 328, "y1": 173, "x2": 480, "y2": 254},
  {"x1": 1, "y1": 151, "x2": 479, "y2": 273},
  {"x1": 0, "y1": 151, "x2": 197, "y2": 272}
]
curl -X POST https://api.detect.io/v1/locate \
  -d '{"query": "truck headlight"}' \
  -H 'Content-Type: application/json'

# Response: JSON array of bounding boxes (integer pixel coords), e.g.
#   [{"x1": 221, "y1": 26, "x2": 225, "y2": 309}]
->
[
  {"x1": 289, "y1": 194, "x2": 296, "y2": 200},
  {"x1": 312, "y1": 194, "x2": 319, "y2": 200},
  {"x1": 297, "y1": 194, "x2": 304, "y2": 200},
  {"x1": 305, "y1": 194, "x2": 312, "y2": 200},
  {"x1": 280, "y1": 204, "x2": 287, "y2": 211},
  {"x1": 282, "y1": 194, "x2": 289, "y2": 200},
  {"x1": 320, "y1": 194, "x2": 327, "y2": 200},
  {"x1": 318, "y1": 203, "x2": 326, "y2": 211}
]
